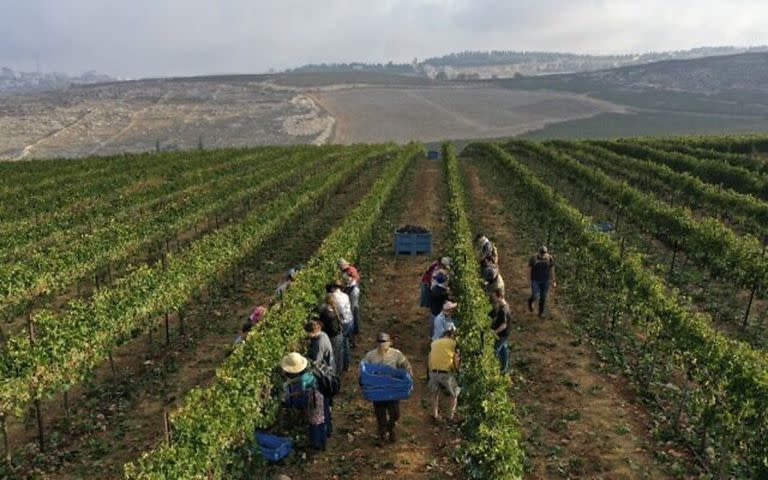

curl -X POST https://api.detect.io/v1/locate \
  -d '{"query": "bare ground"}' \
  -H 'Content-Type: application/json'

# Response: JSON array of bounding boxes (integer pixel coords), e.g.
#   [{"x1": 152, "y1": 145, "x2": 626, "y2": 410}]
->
[
  {"x1": 313, "y1": 85, "x2": 626, "y2": 144},
  {"x1": 274, "y1": 157, "x2": 464, "y2": 480},
  {"x1": 461, "y1": 161, "x2": 670, "y2": 480}
]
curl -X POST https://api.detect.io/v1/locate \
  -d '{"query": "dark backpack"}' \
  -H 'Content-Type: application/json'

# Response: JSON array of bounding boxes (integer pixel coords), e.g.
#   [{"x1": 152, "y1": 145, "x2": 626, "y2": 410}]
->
[{"x1": 310, "y1": 360, "x2": 340, "y2": 398}]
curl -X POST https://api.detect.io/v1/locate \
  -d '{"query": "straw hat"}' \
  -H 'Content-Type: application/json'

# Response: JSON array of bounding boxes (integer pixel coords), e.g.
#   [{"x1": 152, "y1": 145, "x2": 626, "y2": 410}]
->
[{"x1": 280, "y1": 352, "x2": 308, "y2": 374}]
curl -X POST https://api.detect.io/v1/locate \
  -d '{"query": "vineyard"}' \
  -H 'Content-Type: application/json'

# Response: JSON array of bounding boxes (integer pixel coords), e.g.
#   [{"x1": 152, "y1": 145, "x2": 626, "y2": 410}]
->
[{"x1": 1, "y1": 134, "x2": 768, "y2": 479}]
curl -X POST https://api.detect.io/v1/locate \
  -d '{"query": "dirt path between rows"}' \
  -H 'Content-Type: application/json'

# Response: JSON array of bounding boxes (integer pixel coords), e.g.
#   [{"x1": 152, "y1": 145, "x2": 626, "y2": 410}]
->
[
  {"x1": 276, "y1": 157, "x2": 463, "y2": 480},
  {"x1": 462, "y1": 161, "x2": 670, "y2": 480}
]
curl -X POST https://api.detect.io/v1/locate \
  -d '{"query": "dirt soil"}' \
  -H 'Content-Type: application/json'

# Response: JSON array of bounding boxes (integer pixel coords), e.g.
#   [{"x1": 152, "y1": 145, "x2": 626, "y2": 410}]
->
[
  {"x1": 313, "y1": 85, "x2": 626, "y2": 144},
  {"x1": 275, "y1": 157, "x2": 463, "y2": 480},
  {"x1": 461, "y1": 161, "x2": 670, "y2": 480}
]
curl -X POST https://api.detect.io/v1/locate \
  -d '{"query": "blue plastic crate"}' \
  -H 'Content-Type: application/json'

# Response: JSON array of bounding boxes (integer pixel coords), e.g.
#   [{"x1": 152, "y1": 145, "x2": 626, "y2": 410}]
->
[
  {"x1": 253, "y1": 432, "x2": 293, "y2": 462},
  {"x1": 394, "y1": 231, "x2": 432, "y2": 255},
  {"x1": 359, "y1": 362, "x2": 414, "y2": 401}
]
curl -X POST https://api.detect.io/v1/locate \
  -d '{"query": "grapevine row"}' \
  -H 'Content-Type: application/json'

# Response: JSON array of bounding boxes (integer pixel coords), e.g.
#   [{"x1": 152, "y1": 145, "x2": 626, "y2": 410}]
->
[
  {"x1": 0, "y1": 150, "x2": 236, "y2": 221},
  {"x1": 0, "y1": 146, "x2": 389, "y2": 415},
  {"x1": 123, "y1": 144, "x2": 420, "y2": 479},
  {"x1": 0, "y1": 148, "x2": 288, "y2": 262},
  {"x1": 0, "y1": 148, "x2": 335, "y2": 324},
  {"x1": 443, "y1": 143, "x2": 524, "y2": 480},
  {"x1": 592, "y1": 140, "x2": 768, "y2": 201},
  {"x1": 505, "y1": 140, "x2": 768, "y2": 308},
  {"x1": 637, "y1": 138, "x2": 768, "y2": 174},
  {"x1": 551, "y1": 141, "x2": 768, "y2": 239},
  {"x1": 466, "y1": 142, "x2": 768, "y2": 477}
]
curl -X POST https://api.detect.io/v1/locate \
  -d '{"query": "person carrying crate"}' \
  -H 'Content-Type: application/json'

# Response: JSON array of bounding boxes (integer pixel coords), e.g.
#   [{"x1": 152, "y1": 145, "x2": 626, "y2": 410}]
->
[{"x1": 361, "y1": 333, "x2": 413, "y2": 445}]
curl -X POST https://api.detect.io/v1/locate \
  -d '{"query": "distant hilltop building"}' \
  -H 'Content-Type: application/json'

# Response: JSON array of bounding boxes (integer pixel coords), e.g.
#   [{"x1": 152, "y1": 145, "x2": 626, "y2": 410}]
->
[{"x1": 0, "y1": 67, "x2": 114, "y2": 93}]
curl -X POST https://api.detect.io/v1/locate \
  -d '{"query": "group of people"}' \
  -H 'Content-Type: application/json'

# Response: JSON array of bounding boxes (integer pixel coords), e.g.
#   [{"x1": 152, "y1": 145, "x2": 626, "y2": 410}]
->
[
  {"x1": 246, "y1": 234, "x2": 557, "y2": 454},
  {"x1": 419, "y1": 234, "x2": 557, "y2": 394},
  {"x1": 277, "y1": 258, "x2": 362, "y2": 450}
]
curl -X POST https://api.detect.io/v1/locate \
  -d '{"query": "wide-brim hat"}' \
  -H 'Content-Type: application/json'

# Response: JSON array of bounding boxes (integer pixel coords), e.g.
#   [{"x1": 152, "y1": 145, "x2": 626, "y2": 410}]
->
[
  {"x1": 443, "y1": 300, "x2": 458, "y2": 311},
  {"x1": 280, "y1": 352, "x2": 308, "y2": 374},
  {"x1": 338, "y1": 258, "x2": 350, "y2": 269},
  {"x1": 440, "y1": 256, "x2": 452, "y2": 268}
]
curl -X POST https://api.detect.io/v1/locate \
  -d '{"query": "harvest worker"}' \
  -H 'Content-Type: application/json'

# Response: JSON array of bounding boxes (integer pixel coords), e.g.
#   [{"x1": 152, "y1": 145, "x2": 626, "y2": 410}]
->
[
  {"x1": 318, "y1": 294, "x2": 344, "y2": 374},
  {"x1": 362, "y1": 333, "x2": 413, "y2": 444},
  {"x1": 428, "y1": 325, "x2": 461, "y2": 422},
  {"x1": 489, "y1": 290, "x2": 512, "y2": 373},
  {"x1": 343, "y1": 272, "x2": 361, "y2": 346},
  {"x1": 248, "y1": 305, "x2": 267, "y2": 326},
  {"x1": 233, "y1": 321, "x2": 253, "y2": 345},
  {"x1": 481, "y1": 260, "x2": 505, "y2": 299},
  {"x1": 431, "y1": 300, "x2": 458, "y2": 342},
  {"x1": 280, "y1": 352, "x2": 328, "y2": 450},
  {"x1": 429, "y1": 270, "x2": 450, "y2": 326},
  {"x1": 276, "y1": 268, "x2": 298, "y2": 299},
  {"x1": 420, "y1": 256, "x2": 451, "y2": 308},
  {"x1": 528, "y1": 246, "x2": 556, "y2": 318},
  {"x1": 305, "y1": 319, "x2": 336, "y2": 372},
  {"x1": 337, "y1": 258, "x2": 361, "y2": 285},
  {"x1": 474, "y1": 233, "x2": 499, "y2": 265},
  {"x1": 326, "y1": 282, "x2": 354, "y2": 371}
]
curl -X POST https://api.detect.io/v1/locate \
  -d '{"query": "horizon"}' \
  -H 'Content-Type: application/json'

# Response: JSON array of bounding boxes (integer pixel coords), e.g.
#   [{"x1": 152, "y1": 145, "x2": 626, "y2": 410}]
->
[
  {"x1": 2, "y1": 0, "x2": 767, "y2": 78},
  {"x1": 3, "y1": 44, "x2": 766, "y2": 80}
]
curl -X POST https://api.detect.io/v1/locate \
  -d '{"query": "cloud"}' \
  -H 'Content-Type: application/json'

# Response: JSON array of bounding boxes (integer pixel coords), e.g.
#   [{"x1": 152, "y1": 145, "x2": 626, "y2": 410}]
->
[{"x1": 0, "y1": 0, "x2": 766, "y2": 77}]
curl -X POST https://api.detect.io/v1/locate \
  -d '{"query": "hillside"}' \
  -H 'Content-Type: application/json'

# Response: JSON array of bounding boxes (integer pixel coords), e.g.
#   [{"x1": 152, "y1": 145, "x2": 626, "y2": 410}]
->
[{"x1": 493, "y1": 52, "x2": 768, "y2": 139}]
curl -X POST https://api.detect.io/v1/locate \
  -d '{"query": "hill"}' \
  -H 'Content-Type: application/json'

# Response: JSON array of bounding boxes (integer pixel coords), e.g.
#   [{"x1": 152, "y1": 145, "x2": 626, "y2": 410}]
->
[{"x1": 493, "y1": 52, "x2": 768, "y2": 139}]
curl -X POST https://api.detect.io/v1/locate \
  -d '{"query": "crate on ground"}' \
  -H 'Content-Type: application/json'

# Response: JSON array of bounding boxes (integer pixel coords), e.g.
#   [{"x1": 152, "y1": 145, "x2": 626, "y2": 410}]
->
[
  {"x1": 394, "y1": 225, "x2": 432, "y2": 255},
  {"x1": 252, "y1": 432, "x2": 293, "y2": 462}
]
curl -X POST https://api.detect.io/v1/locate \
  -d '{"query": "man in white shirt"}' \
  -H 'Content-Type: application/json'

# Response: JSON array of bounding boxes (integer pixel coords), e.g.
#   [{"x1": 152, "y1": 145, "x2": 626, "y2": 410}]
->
[{"x1": 327, "y1": 282, "x2": 353, "y2": 371}]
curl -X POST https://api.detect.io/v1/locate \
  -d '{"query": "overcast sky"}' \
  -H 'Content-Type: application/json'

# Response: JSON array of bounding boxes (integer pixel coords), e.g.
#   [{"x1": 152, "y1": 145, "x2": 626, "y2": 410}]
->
[{"x1": 1, "y1": 0, "x2": 767, "y2": 78}]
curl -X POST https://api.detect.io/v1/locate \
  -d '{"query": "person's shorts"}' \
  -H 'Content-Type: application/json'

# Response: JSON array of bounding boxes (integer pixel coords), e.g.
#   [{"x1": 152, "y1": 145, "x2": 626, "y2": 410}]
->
[{"x1": 428, "y1": 371, "x2": 461, "y2": 397}]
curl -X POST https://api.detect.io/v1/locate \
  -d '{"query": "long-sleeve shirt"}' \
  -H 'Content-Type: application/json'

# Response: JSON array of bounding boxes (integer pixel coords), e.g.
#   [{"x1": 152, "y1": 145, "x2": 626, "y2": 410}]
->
[
  {"x1": 431, "y1": 313, "x2": 456, "y2": 342},
  {"x1": 307, "y1": 331, "x2": 336, "y2": 371}
]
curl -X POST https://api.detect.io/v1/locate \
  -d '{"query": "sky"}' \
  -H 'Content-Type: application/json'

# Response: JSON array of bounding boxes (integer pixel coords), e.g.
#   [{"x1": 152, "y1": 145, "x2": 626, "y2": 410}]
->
[{"x1": 1, "y1": 0, "x2": 767, "y2": 78}]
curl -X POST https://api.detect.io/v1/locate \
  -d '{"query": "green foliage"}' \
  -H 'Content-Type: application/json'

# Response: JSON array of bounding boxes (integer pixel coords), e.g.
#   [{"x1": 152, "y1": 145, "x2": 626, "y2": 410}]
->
[
  {"x1": 551, "y1": 140, "x2": 768, "y2": 239},
  {"x1": 442, "y1": 143, "x2": 524, "y2": 479},
  {"x1": 0, "y1": 146, "x2": 390, "y2": 416},
  {"x1": 506, "y1": 140, "x2": 768, "y2": 301},
  {"x1": 466, "y1": 142, "x2": 768, "y2": 477},
  {"x1": 593, "y1": 140, "x2": 768, "y2": 200},
  {"x1": 123, "y1": 144, "x2": 422, "y2": 479},
  {"x1": 0, "y1": 148, "x2": 330, "y2": 322}
]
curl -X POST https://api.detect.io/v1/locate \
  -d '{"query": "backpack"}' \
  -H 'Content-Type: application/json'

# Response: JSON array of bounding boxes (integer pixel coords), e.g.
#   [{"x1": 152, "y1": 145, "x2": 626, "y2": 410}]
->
[{"x1": 310, "y1": 360, "x2": 340, "y2": 398}]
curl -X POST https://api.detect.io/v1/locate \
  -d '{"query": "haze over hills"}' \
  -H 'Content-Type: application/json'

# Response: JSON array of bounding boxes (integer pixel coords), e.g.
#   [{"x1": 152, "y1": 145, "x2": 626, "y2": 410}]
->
[
  {"x1": 289, "y1": 45, "x2": 768, "y2": 79},
  {"x1": 0, "y1": 67, "x2": 115, "y2": 94},
  {"x1": 2, "y1": 50, "x2": 768, "y2": 158}
]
